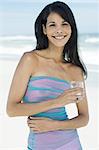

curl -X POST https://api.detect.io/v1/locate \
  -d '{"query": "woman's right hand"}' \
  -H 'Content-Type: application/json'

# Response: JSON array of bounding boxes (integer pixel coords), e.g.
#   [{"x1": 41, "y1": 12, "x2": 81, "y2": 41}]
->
[{"x1": 54, "y1": 87, "x2": 84, "y2": 107}]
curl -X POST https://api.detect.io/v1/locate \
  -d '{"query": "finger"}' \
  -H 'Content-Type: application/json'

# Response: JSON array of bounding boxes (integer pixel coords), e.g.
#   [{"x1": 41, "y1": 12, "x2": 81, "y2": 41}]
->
[
  {"x1": 29, "y1": 116, "x2": 43, "y2": 120},
  {"x1": 33, "y1": 129, "x2": 46, "y2": 134},
  {"x1": 70, "y1": 89, "x2": 83, "y2": 96},
  {"x1": 28, "y1": 120, "x2": 37, "y2": 125},
  {"x1": 72, "y1": 94, "x2": 83, "y2": 100},
  {"x1": 72, "y1": 87, "x2": 83, "y2": 92},
  {"x1": 27, "y1": 118, "x2": 32, "y2": 124},
  {"x1": 30, "y1": 128, "x2": 39, "y2": 132},
  {"x1": 67, "y1": 87, "x2": 82, "y2": 92},
  {"x1": 71, "y1": 98, "x2": 79, "y2": 104},
  {"x1": 33, "y1": 130, "x2": 40, "y2": 133},
  {"x1": 27, "y1": 117, "x2": 31, "y2": 123},
  {"x1": 28, "y1": 123, "x2": 38, "y2": 129},
  {"x1": 27, "y1": 117, "x2": 33, "y2": 122},
  {"x1": 27, "y1": 119, "x2": 38, "y2": 125},
  {"x1": 29, "y1": 116, "x2": 51, "y2": 120},
  {"x1": 64, "y1": 88, "x2": 83, "y2": 96}
]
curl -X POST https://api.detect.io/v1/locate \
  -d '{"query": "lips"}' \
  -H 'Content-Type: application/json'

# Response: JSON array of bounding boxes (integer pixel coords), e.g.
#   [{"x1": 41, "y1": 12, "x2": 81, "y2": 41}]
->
[{"x1": 52, "y1": 35, "x2": 66, "y2": 40}]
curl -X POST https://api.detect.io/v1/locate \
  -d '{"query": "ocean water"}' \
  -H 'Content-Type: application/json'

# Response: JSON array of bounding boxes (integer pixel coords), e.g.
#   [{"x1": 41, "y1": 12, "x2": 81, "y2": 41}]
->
[
  {"x1": 0, "y1": 33, "x2": 99, "y2": 65},
  {"x1": 0, "y1": 33, "x2": 99, "y2": 149}
]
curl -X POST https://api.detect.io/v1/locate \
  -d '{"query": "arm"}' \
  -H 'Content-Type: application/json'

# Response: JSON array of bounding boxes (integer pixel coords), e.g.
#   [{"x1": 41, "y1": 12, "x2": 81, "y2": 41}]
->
[
  {"x1": 6, "y1": 52, "x2": 57, "y2": 117},
  {"x1": 56, "y1": 68, "x2": 89, "y2": 129},
  {"x1": 27, "y1": 67, "x2": 89, "y2": 133},
  {"x1": 7, "y1": 53, "x2": 87, "y2": 119},
  {"x1": 27, "y1": 94, "x2": 89, "y2": 133},
  {"x1": 27, "y1": 96, "x2": 89, "y2": 133},
  {"x1": 57, "y1": 99, "x2": 89, "y2": 130}
]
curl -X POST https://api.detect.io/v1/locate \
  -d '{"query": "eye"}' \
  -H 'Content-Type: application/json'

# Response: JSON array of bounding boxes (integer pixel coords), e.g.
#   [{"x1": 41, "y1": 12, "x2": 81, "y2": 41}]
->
[
  {"x1": 49, "y1": 24, "x2": 55, "y2": 27},
  {"x1": 62, "y1": 22, "x2": 69, "y2": 26}
]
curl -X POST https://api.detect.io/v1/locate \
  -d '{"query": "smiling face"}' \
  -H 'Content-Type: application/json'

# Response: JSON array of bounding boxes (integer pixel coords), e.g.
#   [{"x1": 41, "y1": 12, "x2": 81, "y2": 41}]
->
[{"x1": 43, "y1": 12, "x2": 72, "y2": 48}]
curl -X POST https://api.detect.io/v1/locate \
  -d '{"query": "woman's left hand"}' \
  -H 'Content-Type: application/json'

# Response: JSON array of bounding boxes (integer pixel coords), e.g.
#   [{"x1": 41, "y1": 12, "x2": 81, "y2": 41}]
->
[{"x1": 27, "y1": 116, "x2": 60, "y2": 133}]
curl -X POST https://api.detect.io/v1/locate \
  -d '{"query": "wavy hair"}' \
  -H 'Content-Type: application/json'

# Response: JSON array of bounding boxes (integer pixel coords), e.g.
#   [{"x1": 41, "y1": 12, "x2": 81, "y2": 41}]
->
[{"x1": 34, "y1": 1, "x2": 87, "y2": 77}]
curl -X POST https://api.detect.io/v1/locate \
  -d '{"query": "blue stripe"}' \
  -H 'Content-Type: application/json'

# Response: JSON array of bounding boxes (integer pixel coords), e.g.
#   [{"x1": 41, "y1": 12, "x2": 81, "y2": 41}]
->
[
  {"x1": 31, "y1": 109, "x2": 68, "y2": 120},
  {"x1": 23, "y1": 95, "x2": 57, "y2": 100},
  {"x1": 32, "y1": 113, "x2": 68, "y2": 121},
  {"x1": 30, "y1": 75, "x2": 70, "y2": 84},
  {"x1": 23, "y1": 95, "x2": 58, "y2": 103},
  {"x1": 23, "y1": 96, "x2": 28, "y2": 101},
  {"x1": 35, "y1": 111, "x2": 66, "y2": 116},
  {"x1": 28, "y1": 86, "x2": 64, "y2": 93},
  {"x1": 27, "y1": 147, "x2": 32, "y2": 150}
]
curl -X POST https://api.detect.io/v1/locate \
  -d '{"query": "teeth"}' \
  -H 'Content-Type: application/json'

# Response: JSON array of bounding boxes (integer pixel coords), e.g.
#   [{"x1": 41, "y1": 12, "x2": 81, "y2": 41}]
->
[{"x1": 53, "y1": 36, "x2": 65, "y2": 40}]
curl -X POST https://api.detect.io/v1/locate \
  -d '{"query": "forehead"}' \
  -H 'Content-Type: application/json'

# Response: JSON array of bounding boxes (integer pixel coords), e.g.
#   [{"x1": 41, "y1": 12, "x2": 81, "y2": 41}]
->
[{"x1": 47, "y1": 12, "x2": 65, "y2": 23}]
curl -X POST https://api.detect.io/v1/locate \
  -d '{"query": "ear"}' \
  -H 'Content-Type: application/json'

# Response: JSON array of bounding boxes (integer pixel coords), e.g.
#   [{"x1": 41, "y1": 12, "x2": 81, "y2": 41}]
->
[{"x1": 42, "y1": 24, "x2": 47, "y2": 35}]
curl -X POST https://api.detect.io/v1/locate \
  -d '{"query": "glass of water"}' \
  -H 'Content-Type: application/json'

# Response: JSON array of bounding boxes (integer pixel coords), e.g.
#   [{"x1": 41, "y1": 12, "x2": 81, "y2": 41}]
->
[{"x1": 70, "y1": 81, "x2": 85, "y2": 101}]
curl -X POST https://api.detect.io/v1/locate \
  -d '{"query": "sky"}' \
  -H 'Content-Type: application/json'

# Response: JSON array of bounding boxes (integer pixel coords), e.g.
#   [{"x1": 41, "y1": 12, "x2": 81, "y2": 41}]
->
[{"x1": 0, "y1": 0, "x2": 99, "y2": 36}]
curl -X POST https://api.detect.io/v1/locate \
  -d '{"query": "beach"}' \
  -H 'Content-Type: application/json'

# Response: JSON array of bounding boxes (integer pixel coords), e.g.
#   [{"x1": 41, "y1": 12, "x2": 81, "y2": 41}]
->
[
  {"x1": 0, "y1": 33, "x2": 99, "y2": 149},
  {"x1": 0, "y1": 56, "x2": 99, "y2": 150},
  {"x1": 0, "y1": 0, "x2": 99, "y2": 148}
]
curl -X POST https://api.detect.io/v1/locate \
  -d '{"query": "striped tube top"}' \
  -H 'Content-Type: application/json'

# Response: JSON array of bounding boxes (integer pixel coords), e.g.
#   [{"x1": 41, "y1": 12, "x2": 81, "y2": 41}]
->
[
  {"x1": 23, "y1": 76, "x2": 82, "y2": 150},
  {"x1": 23, "y1": 75, "x2": 71, "y2": 120}
]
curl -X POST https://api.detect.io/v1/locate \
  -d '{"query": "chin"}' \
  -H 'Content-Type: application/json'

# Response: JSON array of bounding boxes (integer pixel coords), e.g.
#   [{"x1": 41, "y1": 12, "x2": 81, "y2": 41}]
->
[
  {"x1": 51, "y1": 40, "x2": 69, "y2": 47},
  {"x1": 53, "y1": 44, "x2": 65, "y2": 48},
  {"x1": 50, "y1": 38, "x2": 70, "y2": 47}
]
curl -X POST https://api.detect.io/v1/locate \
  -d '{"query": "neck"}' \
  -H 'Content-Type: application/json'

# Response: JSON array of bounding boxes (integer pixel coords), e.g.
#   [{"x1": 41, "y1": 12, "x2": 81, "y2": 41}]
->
[{"x1": 47, "y1": 45, "x2": 64, "y2": 63}]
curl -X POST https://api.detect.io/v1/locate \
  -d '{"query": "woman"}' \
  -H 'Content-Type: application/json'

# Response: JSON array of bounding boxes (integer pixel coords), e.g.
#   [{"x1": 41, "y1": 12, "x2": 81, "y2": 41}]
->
[{"x1": 6, "y1": 1, "x2": 89, "y2": 150}]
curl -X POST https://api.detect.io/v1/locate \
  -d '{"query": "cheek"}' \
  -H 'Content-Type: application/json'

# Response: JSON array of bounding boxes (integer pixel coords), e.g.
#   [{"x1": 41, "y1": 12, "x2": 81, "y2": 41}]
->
[
  {"x1": 64, "y1": 26, "x2": 72, "y2": 33},
  {"x1": 46, "y1": 27, "x2": 56, "y2": 35},
  {"x1": 68, "y1": 26, "x2": 72, "y2": 34},
  {"x1": 68, "y1": 28, "x2": 72, "y2": 36}
]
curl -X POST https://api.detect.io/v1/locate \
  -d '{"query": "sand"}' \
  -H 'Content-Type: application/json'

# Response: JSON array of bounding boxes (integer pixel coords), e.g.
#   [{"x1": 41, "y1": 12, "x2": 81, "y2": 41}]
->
[{"x1": 0, "y1": 58, "x2": 99, "y2": 149}]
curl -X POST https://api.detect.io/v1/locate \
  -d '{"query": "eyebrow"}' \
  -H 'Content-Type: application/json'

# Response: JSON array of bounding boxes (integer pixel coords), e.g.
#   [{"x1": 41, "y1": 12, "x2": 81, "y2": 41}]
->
[
  {"x1": 47, "y1": 21, "x2": 55, "y2": 24},
  {"x1": 47, "y1": 20, "x2": 67, "y2": 25}
]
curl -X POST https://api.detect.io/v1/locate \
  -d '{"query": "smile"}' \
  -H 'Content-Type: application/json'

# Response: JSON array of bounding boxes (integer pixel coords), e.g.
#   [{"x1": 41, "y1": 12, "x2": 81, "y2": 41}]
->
[{"x1": 52, "y1": 35, "x2": 66, "y2": 40}]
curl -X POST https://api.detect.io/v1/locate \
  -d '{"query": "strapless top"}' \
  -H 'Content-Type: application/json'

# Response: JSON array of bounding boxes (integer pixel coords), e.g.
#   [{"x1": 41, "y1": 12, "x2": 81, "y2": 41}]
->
[
  {"x1": 23, "y1": 76, "x2": 82, "y2": 150},
  {"x1": 23, "y1": 75, "x2": 71, "y2": 120}
]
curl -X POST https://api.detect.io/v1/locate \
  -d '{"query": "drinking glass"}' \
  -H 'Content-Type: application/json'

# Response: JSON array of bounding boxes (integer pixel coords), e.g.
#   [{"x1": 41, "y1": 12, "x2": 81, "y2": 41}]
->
[{"x1": 70, "y1": 81, "x2": 85, "y2": 101}]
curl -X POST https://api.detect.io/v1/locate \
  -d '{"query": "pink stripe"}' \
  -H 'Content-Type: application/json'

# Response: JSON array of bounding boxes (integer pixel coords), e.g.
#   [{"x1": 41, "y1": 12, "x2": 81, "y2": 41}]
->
[
  {"x1": 46, "y1": 108, "x2": 65, "y2": 113},
  {"x1": 25, "y1": 90, "x2": 61, "y2": 99},
  {"x1": 29, "y1": 79, "x2": 70, "y2": 90},
  {"x1": 56, "y1": 137, "x2": 82, "y2": 150},
  {"x1": 34, "y1": 130, "x2": 80, "y2": 149}
]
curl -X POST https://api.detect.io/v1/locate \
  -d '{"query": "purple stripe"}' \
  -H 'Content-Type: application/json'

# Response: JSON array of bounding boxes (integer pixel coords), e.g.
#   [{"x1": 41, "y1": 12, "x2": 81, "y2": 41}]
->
[
  {"x1": 25, "y1": 90, "x2": 61, "y2": 99},
  {"x1": 32, "y1": 130, "x2": 79, "y2": 149},
  {"x1": 56, "y1": 137, "x2": 82, "y2": 150},
  {"x1": 29, "y1": 79, "x2": 70, "y2": 90},
  {"x1": 24, "y1": 78, "x2": 71, "y2": 103},
  {"x1": 46, "y1": 108, "x2": 65, "y2": 113}
]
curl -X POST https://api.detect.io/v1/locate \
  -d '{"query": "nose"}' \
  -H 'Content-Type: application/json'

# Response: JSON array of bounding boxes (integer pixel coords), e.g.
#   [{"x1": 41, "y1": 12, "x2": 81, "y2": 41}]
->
[
  {"x1": 56, "y1": 30, "x2": 62, "y2": 34},
  {"x1": 56, "y1": 26, "x2": 63, "y2": 34}
]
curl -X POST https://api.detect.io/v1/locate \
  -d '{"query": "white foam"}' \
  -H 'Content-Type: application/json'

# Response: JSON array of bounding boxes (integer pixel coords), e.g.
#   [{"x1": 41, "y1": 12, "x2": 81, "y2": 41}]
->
[
  {"x1": 0, "y1": 35, "x2": 99, "y2": 65},
  {"x1": 0, "y1": 35, "x2": 36, "y2": 41},
  {"x1": 0, "y1": 45, "x2": 34, "y2": 55},
  {"x1": 80, "y1": 50, "x2": 99, "y2": 65},
  {"x1": 85, "y1": 37, "x2": 99, "y2": 43}
]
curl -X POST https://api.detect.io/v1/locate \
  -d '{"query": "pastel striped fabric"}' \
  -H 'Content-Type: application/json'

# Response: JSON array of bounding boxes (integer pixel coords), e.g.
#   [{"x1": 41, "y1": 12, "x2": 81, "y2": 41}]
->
[{"x1": 23, "y1": 76, "x2": 82, "y2": 150}]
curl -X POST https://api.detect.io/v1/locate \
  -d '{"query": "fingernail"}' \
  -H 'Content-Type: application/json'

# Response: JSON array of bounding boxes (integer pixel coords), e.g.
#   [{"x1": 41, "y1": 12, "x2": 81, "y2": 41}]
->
[
  {"x1": 29, "y1": 116, "x2": 33, "y2": 119},
  {"x1": 30, "y1": 116, "x2": 34, "y2": 118}
]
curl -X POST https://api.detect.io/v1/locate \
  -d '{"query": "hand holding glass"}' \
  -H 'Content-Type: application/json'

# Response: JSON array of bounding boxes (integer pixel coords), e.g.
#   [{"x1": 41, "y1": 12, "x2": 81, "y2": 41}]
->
[{"x1": 70, "y1": 81, "x2": 85, "y2": 102}]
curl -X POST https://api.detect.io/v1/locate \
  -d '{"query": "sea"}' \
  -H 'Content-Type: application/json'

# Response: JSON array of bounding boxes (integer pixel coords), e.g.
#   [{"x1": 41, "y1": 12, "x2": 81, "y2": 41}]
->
[{"x1": 0, "y1": 33, "x2": 99, "y2": 66}]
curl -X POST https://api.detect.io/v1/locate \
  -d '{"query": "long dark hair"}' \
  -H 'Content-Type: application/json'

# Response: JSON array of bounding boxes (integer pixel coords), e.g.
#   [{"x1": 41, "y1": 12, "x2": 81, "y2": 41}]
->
[{"x1": 34, "y1": 1, "x2": 87, "y2": 78}]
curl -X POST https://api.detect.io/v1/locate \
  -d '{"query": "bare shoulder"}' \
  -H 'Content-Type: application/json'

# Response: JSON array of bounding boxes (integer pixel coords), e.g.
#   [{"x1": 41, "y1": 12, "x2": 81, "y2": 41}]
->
[
  {"x1": 72, "y1": 65, "x2": 84, "y2": 81},
  {"x1": 67, "y1": 64, "x2": 84, "y2": 81},
  {"x1": 21, "y1": 50, "x2": 38, "y2": 64},
  {"x1": 16, "y1": 50, "x2": 38, "y2": 75},
  {"x1": 19, "y1": 50, "x2": 39, "y2": 67}
]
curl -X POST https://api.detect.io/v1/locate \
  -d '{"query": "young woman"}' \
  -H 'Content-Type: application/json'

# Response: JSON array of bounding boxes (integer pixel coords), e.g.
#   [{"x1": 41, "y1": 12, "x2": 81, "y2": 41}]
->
[{"x1": 6, "y1": 1, "x2": 89, "y2": 150}]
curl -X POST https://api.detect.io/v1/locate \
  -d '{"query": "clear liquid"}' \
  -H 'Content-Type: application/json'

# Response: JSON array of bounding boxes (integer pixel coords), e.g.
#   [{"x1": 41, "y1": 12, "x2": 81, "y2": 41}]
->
[{"x1": 70, "y1": 81, "x2": 85, "y2": 101}]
